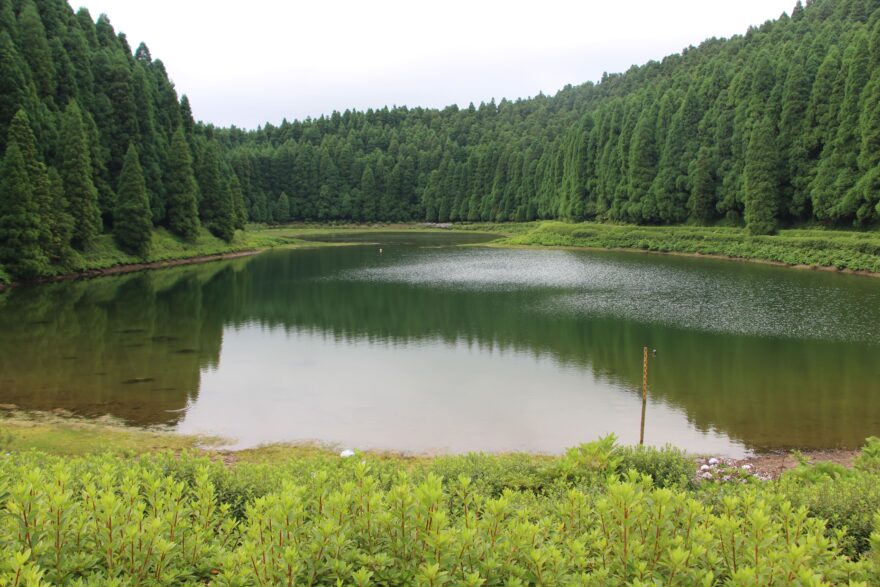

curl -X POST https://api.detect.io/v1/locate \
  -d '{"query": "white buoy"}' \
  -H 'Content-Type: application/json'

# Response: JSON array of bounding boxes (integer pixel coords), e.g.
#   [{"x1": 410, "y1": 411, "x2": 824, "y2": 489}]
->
[
  {"x1": 339, "y1": 449, "x2": 355, "y2": 458},
  {"x1": 379, "y1": 248, "x2": 383, "y2": 254}
]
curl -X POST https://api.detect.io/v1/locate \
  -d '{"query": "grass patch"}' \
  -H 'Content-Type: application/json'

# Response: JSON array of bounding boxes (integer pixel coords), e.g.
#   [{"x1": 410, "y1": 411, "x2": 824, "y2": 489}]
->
[
  {"x1": 70, "y1": 227, "x2": 281, "y2": 273},
  {"x1": 0, "y1": 410, "x2": 211, "y2": 456},
  {"x1": 494, "y1": 221, "x2": 880, "y2": 273}
]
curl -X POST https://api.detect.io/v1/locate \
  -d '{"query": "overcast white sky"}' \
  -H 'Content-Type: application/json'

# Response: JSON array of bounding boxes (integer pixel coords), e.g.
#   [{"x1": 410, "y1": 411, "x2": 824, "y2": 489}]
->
[{"x1": 73, "y1": 0, "x2": 796, "y2": 129}]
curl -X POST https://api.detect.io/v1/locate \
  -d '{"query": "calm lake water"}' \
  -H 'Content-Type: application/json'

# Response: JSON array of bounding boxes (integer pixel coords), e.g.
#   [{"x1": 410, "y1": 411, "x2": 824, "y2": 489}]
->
[{"x1": 2, "y1": 232, "x2": 880, "y2": 456}]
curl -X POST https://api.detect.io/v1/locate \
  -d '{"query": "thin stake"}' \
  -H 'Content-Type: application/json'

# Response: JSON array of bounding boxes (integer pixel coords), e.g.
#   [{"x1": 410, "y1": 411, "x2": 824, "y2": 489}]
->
[{"x1": 640, "y1": 346, "x2": 648, "y2": 445}]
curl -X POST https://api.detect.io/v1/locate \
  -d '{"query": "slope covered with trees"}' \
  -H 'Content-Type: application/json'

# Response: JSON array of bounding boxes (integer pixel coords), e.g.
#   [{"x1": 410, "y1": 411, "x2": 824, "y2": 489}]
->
[
  {"x1": 1, "y1": 0, "x2": 880, "y2": 281},
  {"x1": 0, "y1": 0, "x2": 245, "y2": 280},
  {"x1": 216, "y1": 0, "x2": 880, "y2": 234}
]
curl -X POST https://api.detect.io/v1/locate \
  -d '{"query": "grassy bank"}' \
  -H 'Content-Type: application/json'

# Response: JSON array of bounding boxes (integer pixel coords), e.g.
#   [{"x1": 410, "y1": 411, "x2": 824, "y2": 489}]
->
[
  {"x1": 492, "y1": 221, "x2": 880, "y2": 274},
  {"x1": 6, "y1": 221, "x2": 879, "y2": 287},
  {"x1": 3, "y1": 411, "x2": 880, "y2": 584},
  {"x1": 0, "y1": 223, "x2": 462, "y2": 287},
  {"x1": 0, "y1": 227, "x2": 277, "y2": 287}
]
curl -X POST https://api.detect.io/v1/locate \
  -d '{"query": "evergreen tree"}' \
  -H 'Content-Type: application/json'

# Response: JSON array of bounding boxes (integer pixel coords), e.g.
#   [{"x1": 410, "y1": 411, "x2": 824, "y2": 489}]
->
[
  {"x1": 743, "y1": 114, "x2": 780, "y2": 235},
  {"x1": 0, "y1": 31, "x2": 27, "y2": 146},
  {"x1": 113, "y1": 144, "x2": 152, "y2": 256},
  {"x1": 627, "y1": 105, "x2": 658, "y2": 221},
  {"x1": 7, "y1": 109, "x2": 55, "y2": 259},
  {"x1": 360, "y1": 165, "x2": 378, "y2": 222},
  {"x1": 60, "y1": 101, "x2": 101, "y2": 249},
  {"x1": 165, "y1": 127, "x2": 200, "y2": 241},
  {"x1": 0, "y1": 142, "x2": 47, "y2": 278},
  {"x1": 195, "y1": 141, "x2": 236, "y2": 241},
  {"x1": 273, "y1": 192, "x2": 290, "y2": 224},
  {"x1": 94, "y1": 50, "x2": 138, "y2": 181},
  {"x1": 688, "y1": 145, "x2": 716, "y2": 223},
  {"x1": 180, "y1": 94, "x2": 194, "y2": 135},
  {"x1": 778, "y1": 60, "x2": 810, "y2": 218},
  {"x1": 17, "y1": 0, "x2": 55, "y2": 99},
  {"x1": 229, "y1": 175, "x2": 247, "y2": 229},
  {"x1": 46, "y1": 166, "x2": 74, "y2": 264}
]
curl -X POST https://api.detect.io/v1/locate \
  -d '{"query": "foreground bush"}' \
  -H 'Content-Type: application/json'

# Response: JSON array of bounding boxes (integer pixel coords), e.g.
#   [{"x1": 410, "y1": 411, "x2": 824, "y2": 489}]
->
[{"x1": 0, "y1": 441, "x2": 878, "y2": 585}]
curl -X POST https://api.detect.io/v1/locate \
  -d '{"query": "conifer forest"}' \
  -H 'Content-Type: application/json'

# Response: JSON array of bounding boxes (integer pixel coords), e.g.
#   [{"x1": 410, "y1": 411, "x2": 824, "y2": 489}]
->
[{"x1": 2, "y1": 0, "x2": 880, "y2": 280}]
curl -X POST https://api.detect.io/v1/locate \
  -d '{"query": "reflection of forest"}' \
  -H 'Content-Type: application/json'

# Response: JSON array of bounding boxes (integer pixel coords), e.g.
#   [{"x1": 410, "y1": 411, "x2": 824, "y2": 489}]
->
[
  {"x1": 1, "y1": 244, "x2": 879, "y2": 449},
  {"x1": 0, "y1": 260, "x2": 245, "y2": 425}
]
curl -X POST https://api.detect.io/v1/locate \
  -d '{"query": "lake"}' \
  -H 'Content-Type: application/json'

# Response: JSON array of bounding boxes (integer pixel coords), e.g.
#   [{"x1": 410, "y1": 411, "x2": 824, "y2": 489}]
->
[{"x1": 2, "y1": 231, "x2": 879, "y2": 456}]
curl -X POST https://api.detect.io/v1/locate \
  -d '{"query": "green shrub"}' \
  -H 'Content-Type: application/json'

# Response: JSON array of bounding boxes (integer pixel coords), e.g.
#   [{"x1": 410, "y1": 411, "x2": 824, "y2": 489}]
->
[
  {"x1": 554, "y1": 435, "x2": 695, "y2": 489},
  {"x1": 779, "y1": 465, "x2": 880, "y2": 558},
  {"x1": 1, "y1": 448, "x2": 879, "y2": 584},
  {"x1": 617, "y1": 444, "x2": 694, "y2": 488},
  {"x1": 856, "y1": 437, "x2": 880, "y2": 473},
  {"x1": 427, "y1": 453, "x2": 550, "y2": 497}
]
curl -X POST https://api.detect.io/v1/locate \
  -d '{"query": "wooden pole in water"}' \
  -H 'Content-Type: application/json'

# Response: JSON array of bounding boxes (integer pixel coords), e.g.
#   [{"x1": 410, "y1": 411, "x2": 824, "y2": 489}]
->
[{"x1": 640, "y1": 346, "x2": 648, "y2": 445}]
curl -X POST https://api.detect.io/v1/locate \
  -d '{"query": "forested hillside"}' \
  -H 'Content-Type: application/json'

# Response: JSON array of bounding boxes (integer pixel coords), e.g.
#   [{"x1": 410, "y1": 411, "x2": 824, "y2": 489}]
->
[
  {"x1": 219, "y1": 0, "x2": 880, "y2": 233},
  {"x1": 0, "y1": 0, "x2": 245, "y2": 279},
  {"x1": 1, "y1": 0, "x2": 880, "y2": 281}
]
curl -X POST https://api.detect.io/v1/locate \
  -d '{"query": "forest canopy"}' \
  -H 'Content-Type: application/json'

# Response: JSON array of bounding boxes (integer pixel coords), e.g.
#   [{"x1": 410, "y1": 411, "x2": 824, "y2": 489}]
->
[{"x1": 1, "y1": 0, "x2": 880, "y2": 279}]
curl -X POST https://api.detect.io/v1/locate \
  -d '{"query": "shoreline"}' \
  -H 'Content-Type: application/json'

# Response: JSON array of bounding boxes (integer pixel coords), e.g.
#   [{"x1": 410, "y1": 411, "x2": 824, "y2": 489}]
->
[
  {"x1": 484, "y1": 240, "x2": 880, "y2": 278},
  {"x1": 0, "y1": 248, "x2": 263, "y2": 291},
  {"x1": 3, "y1": 222, "x2": 880, "y2": 292},
  {"x1": 0, "y1": 407, "x2": 860, "y2": 479}
]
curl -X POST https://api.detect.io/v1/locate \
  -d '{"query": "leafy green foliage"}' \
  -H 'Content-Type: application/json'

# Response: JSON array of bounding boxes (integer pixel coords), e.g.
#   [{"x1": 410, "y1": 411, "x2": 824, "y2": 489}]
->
[
  {"x1": 0, "y1": 441, "x2": 878, "y2": 585},
  {"x1": 779, "y1": 456, "x2": 880, "y2": 557}
]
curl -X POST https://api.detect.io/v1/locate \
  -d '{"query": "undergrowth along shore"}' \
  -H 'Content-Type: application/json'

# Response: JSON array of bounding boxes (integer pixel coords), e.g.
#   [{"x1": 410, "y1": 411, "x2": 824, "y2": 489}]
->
[
  {"x1": 3, "y1": 221, "x2": 880, "y2": 287},
  {"x1": 1, "y1": 434, "x2": 880, "y2": 584},
  {"x1": 489, "y1": 222, "x2": 880, "y2": 275}
]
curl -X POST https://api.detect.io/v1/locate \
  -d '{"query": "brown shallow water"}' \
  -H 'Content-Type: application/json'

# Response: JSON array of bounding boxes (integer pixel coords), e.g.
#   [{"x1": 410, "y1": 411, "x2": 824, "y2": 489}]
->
[{"x1": 1, "y1": 231, "x2": 879, "y2": 455}]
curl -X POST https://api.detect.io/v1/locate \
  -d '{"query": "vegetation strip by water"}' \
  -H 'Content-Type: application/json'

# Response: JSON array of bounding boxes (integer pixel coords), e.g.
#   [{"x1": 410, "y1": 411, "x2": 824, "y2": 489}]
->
[
  {"x1": 4, "y1": 221, "x2": 880, "y2": 289},
  {"x1": 487, "y1": 222, "x2": 880, "y2": 275},
  {"x1": 3, "y1": 412, "x2": 880, "y2": 584}
]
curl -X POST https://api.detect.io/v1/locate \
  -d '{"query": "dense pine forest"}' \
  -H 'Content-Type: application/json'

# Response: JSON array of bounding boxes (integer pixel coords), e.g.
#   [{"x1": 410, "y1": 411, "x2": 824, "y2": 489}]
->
[{"x1": 2, "y1": 0, "x2": 880, "y2": 280}]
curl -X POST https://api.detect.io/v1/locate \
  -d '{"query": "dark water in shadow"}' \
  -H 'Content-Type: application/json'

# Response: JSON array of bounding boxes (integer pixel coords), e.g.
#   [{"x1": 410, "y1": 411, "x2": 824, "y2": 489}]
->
[{"x1": 2, "y1": 231, "x2": 879, "y2": 454}]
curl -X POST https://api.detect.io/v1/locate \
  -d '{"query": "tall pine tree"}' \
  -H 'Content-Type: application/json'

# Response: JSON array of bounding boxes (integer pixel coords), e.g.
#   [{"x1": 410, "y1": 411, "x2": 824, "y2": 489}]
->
[
  {"x1": 743, "y1": 114, "x2": 780, "y2": 235},
  {"x1": 0, "y1": 142, "x2": 47, "y2": 278},
  {"x1": 113, "y1": 144, "x2": 152, "y2": 256},
  {"x1": 165, "y1": 127, "x2": 200, "y2": 241},
  {"x1": 60, "y1": 101, "x2": 101, "y2": 249}
]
